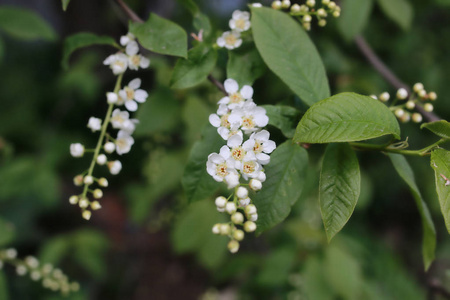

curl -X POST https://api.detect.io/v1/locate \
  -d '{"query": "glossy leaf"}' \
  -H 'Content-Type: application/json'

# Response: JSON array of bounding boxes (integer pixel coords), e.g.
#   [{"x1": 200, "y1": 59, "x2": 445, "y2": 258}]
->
[
  {"x1": 389, "y1": 153, "x2": 436, "y2": 270},
  {"x1": 182, "y1": 126, "x2": 225, "y2": 203},
  {"x1": 338, "y1": 0, "x2": 374, "y2": 41},
  {"x1": 251, "y1": 6, "x2": 330, "y2": 106},
  {"x1": 421, "y1": 120, "x2": 450, "y2": 139},
  {"x1": 294, "y1": 92, "x2": 401, "y2": 143},
  {"x1": 129, "y1": 14, "x2": 188, "y2": 58},
  {"x1": 227, "y1": 44, "x2": 266, "y2": 86},
  {"x1": 430, "y1": 149, "x2": 450, "y2": 234},
  {"x1": 0, "y1": 7, "x2": 56, "y2": 41},
  {"x1": 320, "y1": 143, "x2": 360, "y2": 241},
  {"x1": 62, "y1": 32, "x2": 118, "y2": 69},
  {"x1": 254, "y1": 142, "x2": 309, "y2": 234},
  {"x1": 261, "y1": 105, "x2": 301, "y2": 138},
  {"x1": 170, "y1": 44, "x2": 217, "y2": 89},
  {"x1": 377, "y1": 0, "x2": 413, "y2": 30}
]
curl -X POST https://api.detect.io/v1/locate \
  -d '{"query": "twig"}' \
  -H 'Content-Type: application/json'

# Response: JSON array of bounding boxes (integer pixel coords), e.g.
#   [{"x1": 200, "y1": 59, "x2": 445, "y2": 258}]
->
[
  {"x1": 208, "y1": 75, "x2": 227, "y2": 95},
  {"x1": 115, "y1": 0, "x2": 143, "y2": 23},
  {"x1": 427, "y1": 279, "x2": 450, "y2": 300},
  {"x1": 355, "y1": 35, "x2": 440, "y2": 122}
]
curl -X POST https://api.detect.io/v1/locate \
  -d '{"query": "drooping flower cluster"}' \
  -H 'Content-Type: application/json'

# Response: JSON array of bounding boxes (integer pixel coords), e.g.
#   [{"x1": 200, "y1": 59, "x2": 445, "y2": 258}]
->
[
  {"x1": 69, "y1": 33, "x2": 149, "y2": 220},
  {"x1": 207, "y1": 79, "x2": 276, "y2": 253},
  {"x1": 371, "y1": 83, "x2": 437, "y2": 123},
  {"x1": 217, "y1": 9, "x2": 253, "y2": 50},
  {"x1": 272, "y1": 0, "x2": 341, "y2": 30},
  {"x1": 0, "y1": 248, "x2": 79, "y2": 294}
]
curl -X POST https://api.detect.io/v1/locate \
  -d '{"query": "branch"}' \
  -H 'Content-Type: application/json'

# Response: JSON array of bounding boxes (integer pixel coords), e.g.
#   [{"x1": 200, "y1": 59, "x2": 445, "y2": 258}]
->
[
  {"x1": 115, "y1": 0, "x2": 143, "y2": 23},
  {"x1": 208, "y1": 75, "x2": 227, "y2": 95},
  {"x1": 428, "y1": 279, "x2": 450, "y2": 300},
  {"x1": 355, "y1": 35, "x2": 440, "y2": 122}
]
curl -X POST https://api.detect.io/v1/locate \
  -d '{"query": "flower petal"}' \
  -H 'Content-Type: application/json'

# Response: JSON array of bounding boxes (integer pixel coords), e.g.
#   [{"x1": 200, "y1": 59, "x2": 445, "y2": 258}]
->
[
  {"x1": 209, "y1": 114, "x2": 221, "y2": 127},
  {"x1": 224, "y1": 79, "x2": 239, "y2": 94},
  {"x1": 240, "y1": 85, "x2": 254, "y2": 99},
  {"x1": 256, "y1": 153, "x2": 271, "y2": 165},
  {"x1": 263, "y1": 140, "x2": 277, "y2": 154},
  {"x1": 128, "y1": 78, "x2": 141, "y2": 90},
  {"x1": 227, "y1": 134, "x2": 243, "y2": 148},
  {"x1": 125, "y1": 100, "x2": 138, "y2": 112},
  {"x1": 134, "y1": 89, "x2": 148, "y2": 103}
]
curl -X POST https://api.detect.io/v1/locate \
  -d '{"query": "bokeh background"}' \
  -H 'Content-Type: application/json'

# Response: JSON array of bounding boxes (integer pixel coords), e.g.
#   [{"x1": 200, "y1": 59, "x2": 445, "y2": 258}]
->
[{"x1": 0, "y1": 0, "x2": 449, "y2": 299}]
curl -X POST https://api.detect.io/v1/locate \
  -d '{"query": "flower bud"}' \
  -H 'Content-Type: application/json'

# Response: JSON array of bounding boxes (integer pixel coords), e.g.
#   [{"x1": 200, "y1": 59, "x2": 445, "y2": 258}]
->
[
  {"x1": 82, "y1": 210, "x2": 92, "y2": 220},
  {"x1": 257, "y1": 172, "x2": 266, "y2": 182},
  {"x1": 328, "y1": 1, "x2": 336, "y2": 9},
  {"x1": 98, "y1": 177, "x2": 109, "y2": 187},
  {"x1": 244, "y1": 221, "x2": 257, "y2": 232},
  {"x1": 25, "y1": 256, "x2": 39, "y2": 269},
  {"x1": 405, "y1": 100, "x2": 415, "y2": 110},
  {"x1": 73, "y1": 175, "x2": 84, "y2": 186},
  {"x1": 107, "y1": 92, "x2": 118, "y2": 104},
  {"x1": 317, "y1": 8, "x2": 327, "y2": 17},
  {"x1": 249, "y1": 179, "x2": 262, "y2": 191},
  {"x1": 231, "y1": 212, "x2": 244, "y2": 224},
  {"x1": 290, "y1": 3, "x2": 300, "y2": 12},
  {"x1": 239, "y1": 197, "x2": 251, "y2": 207},
  {"x1": 6, "y1": 248, "x2": 17, "y2": 259},
  {"x1": 84, "y1": 175, "x2": 94, "y2": 185},
  {"x1": 97, "y1": 154, "x2": 107, "y2": 165},
  {"x1": 396, "y1": 88, "x2": 408, "y2": 100},
  {"x1": 31, "y1": 271, "x2": 41, "y2": 281},
  {"x1": 91, "y1": 201, "x2": 102, "y2": 210},
  {"x1": 16, "y1": 265, "x2": 27, "y2": 276},
  {"x1": 303, "y1": 22, "x2": 311, "y2": 31},
  {"x1": 70, "y1": 143, "x2": 84, "y2": 158},
  {"x1": 69, "y1": 195, "x2": 79, "y2": 205},
  {"x1": 379, "y1": 92, "x2": 390, "y2": 102},
  {"x1": 306, "y1": 0, "x2": 315, "y2": 7},
  {"x1": 93, "y1": 189, "x2": 103, "y2": 199},
  {"x1": 249, "y1": 213, "x2": 258, "y2": 222},
  {"x1": 236, "y1": 187, "x2": 248, "y2": 199},
  {"x1": 219, "y1": 224, "x2": 231, "y2": 235},
  {"x1": 245, "y1": 204, "x2": 257, "y2": 215},
  {"x1": 322, "y1": 0, "x2": 330, "y2": 4},
  {"x1": 233, "y1": 229, "x2": 245, "y2": 241},
  {"x1": 303, "y1": 15, "x2": 312, "y2": 23},
  {"x1": 424, "y1": 103, "x2": 434, "y2": 112},
  {"x1": 332, "y1": 10, "x2": 340, "y2": 17},
  {"x1": 227, "y1": 240, "x2": 240, "y2": 253},
  {"x1": 428, "y1": 92, "x2": 437, "y2": 101},
  {"x1": 395, "y1": 108, "x2": 405, "y2": 118},
  {"x1": 215, "y1": 196, "x2": 227, "y2": 208},
  {"x1": 271, "y1": 1, "x2": 282, "y2": 9},
  {"x1": 399, "y1": 113, "x2": 410, "y2": 123},
  {"x1": 212, "y1": 224, "x2": 221, "y2": 234},
  {"x1": 79, "y1": 198, "x2": 89, "y2": 208},
  {"x1": 413, "y1": 82, "x2": 424, "y2": 93},
  {"x1": 318, "y1": 19, "x2": 327, "y2": 27},
  {"x1": 104, "y1": 142, "x2": 116, "y2": 154},
  {"x1": 418, "y1": 89, "x2": 427, "y2": 98},
  {"x1": 412, "y1": 113, "x2": 423, "y2": 123},
  {"x1": 225, "y1": 202, "x2": 237, "y2": 214},
  {"x1": 108, "y1": 160, "x2": 122, "y2": 175},
  {"x1": 217, "y1": 207, "x2": 225, "y2": 213},
  {"x1": 370, "y1": 95, "x2": 377, "y2": 100},
  {"x1": 281, "y1": 0, "x2": 291, "y2": 9}
]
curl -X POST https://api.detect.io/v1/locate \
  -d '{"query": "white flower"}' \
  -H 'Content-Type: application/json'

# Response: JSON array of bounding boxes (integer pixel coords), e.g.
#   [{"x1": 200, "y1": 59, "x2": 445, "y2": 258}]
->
[
  {"x1": 120, "y1": 32, "x2": 135, "y2": 46},
  {"x1": 217, "y1": 31, "x2": 242, "y2": 50},
  {"x1": 229, "y1": 10, "x2": 251, "y2": 32},
  {"x1": 103, "y1": 53, "x2": 128, "y2": 75},
  {"x1": 121, "y1": 119, "x2": 139, "y2": 134},
  {"x1": 218, "y1": 79, "x2": 253, "y2": 109},
  {"x1": 125, "y1": 41, "x2": 150, "y2": 70},
  {"x1": 125, "y1": 40, "x2": 139, "y2": 56},
  {"x1": 70, "y1": 143, "x2": 84, "y2": 157},
  {"x1": 108, "y1": 160, "x2": 122, "y2": 175},
  {"x1": 107, "y1": 92, "x2": 118, "y2": 104},
  {"x1": 87, "y1": 117, "x2": 102, "y2": 132},
  {"x1": 111, "y1": 109, "x2": 130, "y2": 129},
  {"x1": 220, "y1": 135, "x2": 256, "y2": 169},
  {"x1": 209, "y1": 103, "x2": 243, "y2": 140},
  {"x1": 228, "y1": 101, "x2": 269, "y2": 134},
  {"x1": 243, "y1": 130, "x2": 276, "y2": 165},
  {"x1": 118, "y1": 78, "x2": 148, "y2": 111},
  {"x1": 239, "y1": 157, "x2": 263, "y2": 180},
  {"x1": 115, "y1": 130, "x2": 134, "y2": 155},
  {"x1": 104, "y1": 142, "x2": 116, "y2": 154},
  {"x1": 206, "y1": 151, "x2": 238, "y2": 183}
]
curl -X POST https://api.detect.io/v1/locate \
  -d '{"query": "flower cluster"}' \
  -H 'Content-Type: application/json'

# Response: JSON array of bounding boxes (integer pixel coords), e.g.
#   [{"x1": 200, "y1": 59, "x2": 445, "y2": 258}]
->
[
  {"x1": 0, "y1": 248, "x2": 79, "y2": 294},
  {"x1": 69, "y1": 33, "x2": 149, "y2": 220},
  {"x1": 207, "y1": 79, "x2": 276, "y2": 253},
  {"x1": 216, "y1": 9, "x2": 253, "y2": 50},
  {"x1": 272, "y1": 0, "x2": 341, "y2": 30},
  {"x1": 371, "y1": 83, "x2": 437, "y2": 123}
]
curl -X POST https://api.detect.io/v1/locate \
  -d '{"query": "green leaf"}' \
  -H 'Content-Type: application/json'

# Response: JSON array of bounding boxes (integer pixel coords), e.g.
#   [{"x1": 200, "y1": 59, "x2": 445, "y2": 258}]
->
[
  {"x1": 389, "y1": 153, "x2": 436, "y2": 270},
  {"x1": 250, "y1": 6, "x2": 330, "y2": 106},
  {"x1": 170, "y1": 44, "x2": 217, "y2": 89},
  {"x1": 294, "y1": 92, "x2": 401, "y2": 143},
  {"x1": 254, "y1": 141, "x2": 309, "y2": 234},
  {"x1": 377, "y1": 0, "x2": 413, "y2": 30},
  {"x1": 62, "y1": 0, "x2": 71, "y2": 11},
  {"x1": 175, "y1": 0, "x2": 212, "y2": 37},
  {"x1": 337, "y1": 0, "x2": 374, "y2": 41},
  {"x1": 61, "y1": 32, "x2": 118, "y2": 70},
  {"x1": 0, "y1": 218, "x2": 15, "y2": 247},
  {"x1": 320, "y1": 143, "x2": 360, "y2": 242},
  {"x1": 129, "y1": 14, "x2": 188, "y2": 58},
  {"x1": 430, "y1": 149, "x2": 450, "y2": 234},
  {"x1": 182, "y1": 126, "x2": 225, "y2": 203},
  {"x1": 261, "y1": 105, "x2": 301, "y2": 138},
  {"x1": 39, "y1": 236, "x2": 70, "y2": 265},
  {"x1": 0, "y1": 270, "x2": 9, "y2": 300},
  {"x1": 226, "y1": 44, "x2": 267, "y2": 86},
  {"x1": 421, "y1": 120, "x2": 450, "y2": 139},
  {"x1": 0, "y1": 6, "x2": 56, "y2": 41},
  {"x1": 256, "y1": 247, "x2": 296, "y2": 287}
]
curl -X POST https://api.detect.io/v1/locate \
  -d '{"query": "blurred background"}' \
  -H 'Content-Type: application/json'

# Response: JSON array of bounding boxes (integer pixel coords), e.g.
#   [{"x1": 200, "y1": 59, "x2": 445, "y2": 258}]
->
[{"x1": 0, "y1": 0, "x2": 449, "y2": 299}]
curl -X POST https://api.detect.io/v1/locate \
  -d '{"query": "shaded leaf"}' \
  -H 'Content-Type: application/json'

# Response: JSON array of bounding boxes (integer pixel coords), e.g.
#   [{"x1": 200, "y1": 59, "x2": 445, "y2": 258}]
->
[
  {"x1": 0, "y1": 218, "x2": 15, "y2": 248},
  {"x1": 389, "y1": 153, "x2": 436, "y2": 270},
  {"x1": 294, "y1": 92, "x2": 401, "y2": 143},
  {"x1": 377, "y1": 0, "x2": 413, "y2": 30},
  {"x1": 62, "y1": 0, "x2": 71, "y2": 11},
  {"x1": 170, "y1": 44, "x2": 217, "y2": 89},
  {"x1": 261, "y1": 105, "x2": 301, "y2": 138},
  {"x1": 338, "y1": 0, "x2": 374, "y2": 41},
  {"x1": 254, "y1": 142, "x2": 309, "y2": 234},
  {"x1": 430, "y1": 149, "x2": 450, "y2": 234},
  {"x1": 227, "y1": 44, "x2": 266, "y2": 86},
  {"x1": 0, "y1": 270, "x2": 9, "y2": 300},
  {"x1": 61, "y1": 32, "x2": 118, "y2": 69},
  {"x1": 0, "y1": 6, "x2": 56, "y2": 41},
  {"x1": 421, "y1": 120, "x2": 450, "y2": 139},
  {"x1": 320, "y1": 143, "x2": 360, "y2": 242},
  {"x1": 176, "y1": 0, "x2": 212, "y2": 37},
  {"x1": 129, "y1": 14, "x2": 187, "y2": 58},
  {"x1": 251, "y1": 6, "x2": 329, "y2": 106}
]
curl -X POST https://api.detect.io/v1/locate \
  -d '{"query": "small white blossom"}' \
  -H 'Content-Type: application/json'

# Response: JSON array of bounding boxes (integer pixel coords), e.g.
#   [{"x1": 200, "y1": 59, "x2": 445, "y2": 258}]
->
[
  {"x1": 239, "y1": 157, "x2": 263, "y2": 180},
  {"x1": 103, "y1": 53, "x2": 128, "y2": 75},
  {"x1": 217, "y1": 31, "x2": 242, "y2": 50},
  {"x1": 243, "y1": 130, "x2": 276, "y2": 165},
  {"x1": 125, "y1": 40, "x2": 150, "y2": 70},
  {"x1": 228, "y1": 101, "x2": 269, "y2": 134},
  {"x1": 115, "y1": 130, "x2": 134, "y2": 155},
  {"x1": 111, "y1": 109, "x2": 130, "y2": 129},
  {"x1": 120, "y1": 32, "x2": 135, "y2": 46},
  {"x1": 221, "y1": 135, "x2": 256, "y2": 169},
  {"x1": 229, "y1": 10, "x2": 251, "y2": 32},
  {"x1": 206, "y1": 151, "x2": 237, "y2": 183},
  {"x1": 107, "y1": 92, "x2": 118, "y2": 104},
  {"x1": 218, "y1": 79, "x2": 254, "y2": 109},
  {"x1": 70, "y1": 143, "x2": 85, "y2": 158},
  {"x1": 87, "y1": 117, "x2": 102, "y2": 132},
  {"x1": 108, "y1": 160, "x2": 122, "y2": 175},
  {"x1": 118, "y1": 78, "x2": 148, "y2": 112},
  {"x1": 121, "y1": 119, "x2": 139, "y2": 134}
]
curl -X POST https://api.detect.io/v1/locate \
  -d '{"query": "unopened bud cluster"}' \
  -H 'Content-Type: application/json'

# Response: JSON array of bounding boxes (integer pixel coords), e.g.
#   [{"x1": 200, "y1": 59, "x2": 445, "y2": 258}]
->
[
  {"x1": 0, "y1": 248, "x2": 79, "y2": 295},
  {"x1": 207, "y1": 78, "x2": 276, "y2": 253},
  {"x1": 271, "y1": 0, "x2": 341, "y2": 30},
  {"x1": 69, "y1": 33, "x2": 149, "y2": 220},
  {"x1": 372, "y1": 83, "x2": 437, "y2": 124}
]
